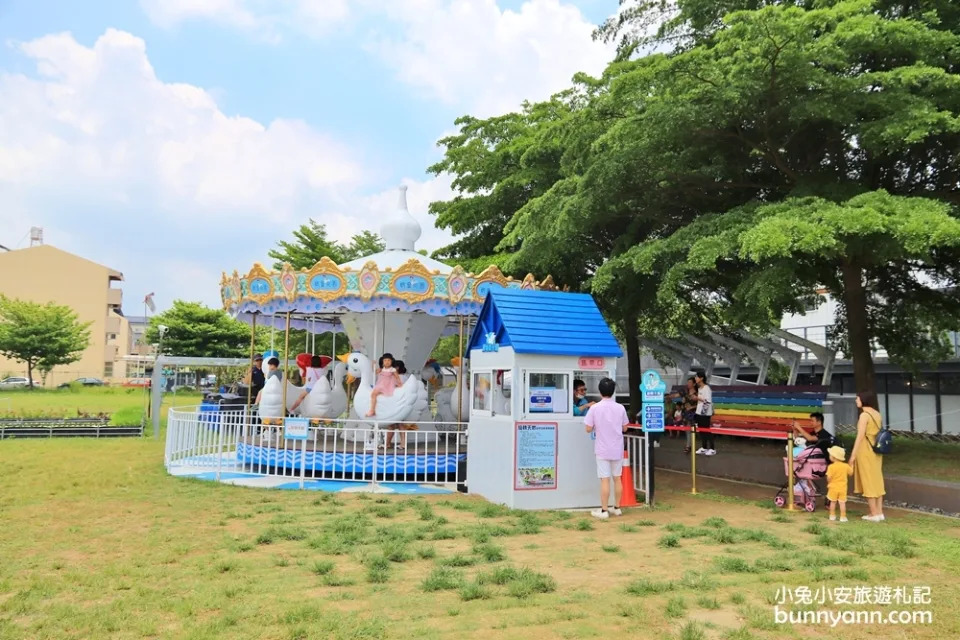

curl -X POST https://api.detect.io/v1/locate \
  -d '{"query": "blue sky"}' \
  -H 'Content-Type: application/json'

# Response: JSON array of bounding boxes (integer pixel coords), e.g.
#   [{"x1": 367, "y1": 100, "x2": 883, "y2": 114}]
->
[{"x1": 0, "y1": 0, "x2": 618, "y2": 311}]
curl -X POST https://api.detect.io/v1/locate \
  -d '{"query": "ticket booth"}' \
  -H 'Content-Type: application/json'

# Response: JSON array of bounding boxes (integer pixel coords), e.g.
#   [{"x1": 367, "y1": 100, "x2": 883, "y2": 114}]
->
[{"x1": 465, "y1": 289, "x2": 623, "y2": 509}]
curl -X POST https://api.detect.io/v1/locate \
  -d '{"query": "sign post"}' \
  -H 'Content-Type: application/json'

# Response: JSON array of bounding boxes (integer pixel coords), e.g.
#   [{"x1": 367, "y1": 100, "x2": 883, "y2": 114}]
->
[{"x1": 640, "y1": 370, "x2": 666, "y2": 504}]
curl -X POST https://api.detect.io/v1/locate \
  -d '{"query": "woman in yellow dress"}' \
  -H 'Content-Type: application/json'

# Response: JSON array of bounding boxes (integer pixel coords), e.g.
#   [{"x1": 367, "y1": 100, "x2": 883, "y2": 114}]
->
[{"x1": 848, "y1": 391, "x2": 885, "y2": 521}]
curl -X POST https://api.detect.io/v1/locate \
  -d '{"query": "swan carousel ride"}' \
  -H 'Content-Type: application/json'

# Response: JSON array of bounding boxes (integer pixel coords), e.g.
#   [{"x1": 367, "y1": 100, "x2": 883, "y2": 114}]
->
[{"x1": 213, "y1": 186, "x2": 556, "y2": 479}]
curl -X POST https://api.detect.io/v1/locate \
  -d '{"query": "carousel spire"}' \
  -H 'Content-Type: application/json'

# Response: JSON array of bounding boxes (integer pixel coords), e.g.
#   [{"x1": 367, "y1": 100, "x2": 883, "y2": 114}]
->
[{"x1": 380, "y1": 185, "x2": 422, "y2": 251}]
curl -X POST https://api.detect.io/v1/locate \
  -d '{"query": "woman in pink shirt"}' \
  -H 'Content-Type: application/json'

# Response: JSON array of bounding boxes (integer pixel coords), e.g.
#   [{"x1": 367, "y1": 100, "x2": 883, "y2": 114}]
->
[{"x1": 584, "y1": 377, "x2": 629, "y2": 519}]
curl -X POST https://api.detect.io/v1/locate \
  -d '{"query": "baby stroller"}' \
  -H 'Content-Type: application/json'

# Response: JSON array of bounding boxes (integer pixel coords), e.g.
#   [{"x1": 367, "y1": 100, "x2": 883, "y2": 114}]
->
[{"x1": 774, "y1": 444, "x2": 828, "y2": 512}]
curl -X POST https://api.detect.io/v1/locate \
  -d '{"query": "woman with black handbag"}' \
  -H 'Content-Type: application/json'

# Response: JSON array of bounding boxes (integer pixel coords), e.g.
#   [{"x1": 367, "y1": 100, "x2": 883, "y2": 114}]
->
[{"x1": 849, "y1": 391, "x2": 886, "y2": 522}]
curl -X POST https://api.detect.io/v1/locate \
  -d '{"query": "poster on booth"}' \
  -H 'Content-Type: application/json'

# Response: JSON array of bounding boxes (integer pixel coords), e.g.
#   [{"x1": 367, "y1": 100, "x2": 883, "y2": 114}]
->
[
  {"x1": 284, "y1": 417, "x2": 310, "y2": 440},
  {"x1": 528, "y1": 387, "x2": 568, "y2": 414},
  {"x1": 514, "y1": 422, "x2": 558, "y2": 490},
  {"x1": 640, "y1": 370, "x2": 667, "y2": 433}
]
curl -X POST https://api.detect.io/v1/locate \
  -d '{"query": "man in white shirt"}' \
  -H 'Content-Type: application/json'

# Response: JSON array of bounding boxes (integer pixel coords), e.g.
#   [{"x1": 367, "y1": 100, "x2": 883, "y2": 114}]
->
[{"x1": 694, "y1": 370, "x2": 716, "y2": 456}]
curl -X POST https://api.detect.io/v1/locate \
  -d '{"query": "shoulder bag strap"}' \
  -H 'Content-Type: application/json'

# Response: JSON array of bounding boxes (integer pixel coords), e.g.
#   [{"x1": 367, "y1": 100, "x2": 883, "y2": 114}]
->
[{"x1": 864, "y1": 410, "x2": 882, "y2": 448}]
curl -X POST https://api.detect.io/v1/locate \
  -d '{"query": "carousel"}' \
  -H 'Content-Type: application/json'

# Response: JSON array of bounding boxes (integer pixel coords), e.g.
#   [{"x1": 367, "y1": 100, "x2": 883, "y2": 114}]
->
[{"x1": 164, "y1": 187, "x2": 555, "y2": 489}]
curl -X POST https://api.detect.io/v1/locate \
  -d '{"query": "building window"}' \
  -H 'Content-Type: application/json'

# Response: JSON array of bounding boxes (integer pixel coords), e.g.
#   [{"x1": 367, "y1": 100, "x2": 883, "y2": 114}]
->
[{"x1": 104, "y1": 363, "x2": 114, "y2": 378}]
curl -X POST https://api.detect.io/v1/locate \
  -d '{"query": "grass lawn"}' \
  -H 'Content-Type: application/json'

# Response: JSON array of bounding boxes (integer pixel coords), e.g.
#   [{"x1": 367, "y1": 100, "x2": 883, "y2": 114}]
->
[
  {"x1": 0, "y1": 387, "x2": 203, "y2": 426},
  {"x1": 1, "y1": 437, "x2": 958, "y2": 639}
]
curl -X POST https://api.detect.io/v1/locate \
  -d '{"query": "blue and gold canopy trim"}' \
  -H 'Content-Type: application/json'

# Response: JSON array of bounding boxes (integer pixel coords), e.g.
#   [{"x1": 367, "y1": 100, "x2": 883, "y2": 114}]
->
[{"x1": 220, "y1": 257, "x2": 556, "y2": 318}]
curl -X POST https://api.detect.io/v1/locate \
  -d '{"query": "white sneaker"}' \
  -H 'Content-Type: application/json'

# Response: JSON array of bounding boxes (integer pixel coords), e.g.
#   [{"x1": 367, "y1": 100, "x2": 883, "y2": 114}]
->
[
  {"x1": 862, "y1": 515, "x2": 880, "y2": 521},
  {"x1": 704, "y1": 449, "x2": 717, "y2": 456},
  {"x1": 609, "y1": 507, "x2": 623, "y2": 516},
  {"x1": 590, "y1": 509, "x2": 610, "y2": 520},
  {"x1": 829, "y1": 515, "x2": 836, "y2": 521},
  {"x1": 695, "y1": 447, "x2": 707, "y2": 455},
  {"x1": 653, "y1": 441, "x2": 660, "y2": 448},
  {"x1": 876, "y1": 514, "x2": 885, "y2": 521},
  {"x1": 839, "y1": 518, "x2": 848, "y2": 523}
]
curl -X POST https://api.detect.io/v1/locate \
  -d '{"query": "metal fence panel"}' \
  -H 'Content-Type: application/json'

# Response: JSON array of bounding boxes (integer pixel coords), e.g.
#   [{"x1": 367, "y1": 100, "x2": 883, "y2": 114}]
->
[{"x1": 166, "y1": 406, "x2": 467, "y2": 486}]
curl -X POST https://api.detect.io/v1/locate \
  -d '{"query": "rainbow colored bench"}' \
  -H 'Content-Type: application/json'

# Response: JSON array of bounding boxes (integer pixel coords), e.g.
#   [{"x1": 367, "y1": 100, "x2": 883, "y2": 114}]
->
[{"x1": 710, "y1": 385, "x2": 827, "y2": 434}]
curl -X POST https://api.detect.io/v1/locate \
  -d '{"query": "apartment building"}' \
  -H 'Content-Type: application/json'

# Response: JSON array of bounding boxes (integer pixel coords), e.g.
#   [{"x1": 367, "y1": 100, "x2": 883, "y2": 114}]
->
[{"x1": 0, "y1": 243, "x2": 132, "y2": 386}]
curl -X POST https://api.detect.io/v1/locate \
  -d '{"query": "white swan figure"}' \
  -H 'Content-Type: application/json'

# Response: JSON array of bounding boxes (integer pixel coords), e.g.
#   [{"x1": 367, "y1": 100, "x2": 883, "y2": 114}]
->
[
  {"x1": 297, "y1": 362, "x2": 348, "y2": 419},
  {"x1": 345, "y1": 352, "x2": 419, "y2": 425},
  {"x1": 285, "y1": 380, "x2": 303, "y2": 414},
  {"x1": 420, "y1": 360, "x2": 443, "y2": 393},
  {"x1": 257, "y1": 376, "x2": 284, "y2": 419},
  {"x1": 435, "y1": 356, "x2": 470, "y2": 427}
]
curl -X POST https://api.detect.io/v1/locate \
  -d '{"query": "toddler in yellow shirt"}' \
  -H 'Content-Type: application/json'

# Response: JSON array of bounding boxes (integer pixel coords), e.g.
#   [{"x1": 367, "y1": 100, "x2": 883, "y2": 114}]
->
[{"x1": 826, "y1": 445, "x2": 853, "y2": 522}]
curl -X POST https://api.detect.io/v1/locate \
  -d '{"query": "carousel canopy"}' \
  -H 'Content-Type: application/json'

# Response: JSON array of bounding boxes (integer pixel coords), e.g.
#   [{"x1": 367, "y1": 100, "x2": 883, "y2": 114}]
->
[{"x1": 220, "y1": 186, "x2": 556, "y2": 322}]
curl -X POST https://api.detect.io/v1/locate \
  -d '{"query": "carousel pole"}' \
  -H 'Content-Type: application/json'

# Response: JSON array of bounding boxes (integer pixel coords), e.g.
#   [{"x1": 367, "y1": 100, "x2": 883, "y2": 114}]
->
[
  {"x1": 457, "y1": 314, "x2": 465, "y2": 425},
  {"x1": 282, "y1": 312, "x2": 292, "y2": 415},
  {"x1": 245, "y1": 314, "x2": 257, "y2": 408}
]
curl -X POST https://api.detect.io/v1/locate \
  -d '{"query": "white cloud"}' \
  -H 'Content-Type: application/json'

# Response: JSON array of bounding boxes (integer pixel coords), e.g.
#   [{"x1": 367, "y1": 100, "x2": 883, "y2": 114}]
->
[
  {"x1": 141, "y1": 0, "x2": 615, "y2": 117},
  {"x1": 368, "y1": 0, "x2": 614, "y2": 116},
  {"x1": 0, "y1": 29, "x2": 371, "y2": 310},
  {"x1": 140, "y1": 0, "x2": 350, "y2": 39},
  {"x1": 0, "y1": 29, "x2": 363, "y2": 225}
]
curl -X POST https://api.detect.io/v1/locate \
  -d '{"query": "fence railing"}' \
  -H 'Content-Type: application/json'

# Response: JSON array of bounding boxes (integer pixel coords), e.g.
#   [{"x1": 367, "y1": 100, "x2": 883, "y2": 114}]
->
[
  {"x1": 165, "y1": 406, "x2": 467, "y2": 487},
  {"x1": 624, "y1": 432, "x2": 651, "y2": 505},
  {"x1": 0, "y1": 420, "x2": 143, "y2": 439}
]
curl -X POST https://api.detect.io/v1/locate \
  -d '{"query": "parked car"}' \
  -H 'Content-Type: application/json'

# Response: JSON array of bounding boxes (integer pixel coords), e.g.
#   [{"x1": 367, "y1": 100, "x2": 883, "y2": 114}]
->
[
  {"x1": 123, "y1": 377, "x2": 152, "y2": 388},
  {"x1": 57, "y1": 377, "x2": 106, "y2": 389},
  {"x1": 0, "y1": 376, "x2": 41, "y2": 389}
]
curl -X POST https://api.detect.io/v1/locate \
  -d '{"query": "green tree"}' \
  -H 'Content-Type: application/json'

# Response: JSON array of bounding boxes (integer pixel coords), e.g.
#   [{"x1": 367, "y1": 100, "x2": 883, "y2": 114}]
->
[
  {"x1": 341, "y1": 230, "x2": 385, "y2": 262},
  {"x1": 431, "y1": 1, "x2": 960, "y2": 398},
  {"x1": 0, "y1": 295, "x2": 91, "y2": 387},
  {"x1": 602, "y1": 192, "x2": 960, "y2": 392},
  {"x1": 146, "y1": 301, "x2": 250, "y2": 358},
  {"x1": 269, "y1": 220, "x2": 383, "y2": 270}
]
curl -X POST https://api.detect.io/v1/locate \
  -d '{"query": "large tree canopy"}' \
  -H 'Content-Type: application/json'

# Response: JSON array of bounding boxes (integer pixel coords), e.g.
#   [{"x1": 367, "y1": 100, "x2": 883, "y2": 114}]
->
[
  {"x1": 429, "y1": 0, "x2": 960, "y2": 397},
  {"x1": 145, "y1": 301, "x2": 251, "y2": 359}
]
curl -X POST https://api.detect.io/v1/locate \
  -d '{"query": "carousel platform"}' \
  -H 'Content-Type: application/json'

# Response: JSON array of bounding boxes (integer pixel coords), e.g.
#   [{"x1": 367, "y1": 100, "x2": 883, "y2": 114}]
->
[
  {"x1": 169, "y1": 453, "x2": 455, "y2": 494},
  {"x1": 236, "y1": 438, "x2": 465, "y2": 475}
]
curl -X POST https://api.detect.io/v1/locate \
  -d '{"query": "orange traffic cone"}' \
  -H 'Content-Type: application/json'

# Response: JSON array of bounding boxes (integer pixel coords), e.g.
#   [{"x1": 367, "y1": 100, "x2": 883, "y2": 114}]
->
[{"x1": 620, "y1": 450, "x2": 639, "y2": 508}]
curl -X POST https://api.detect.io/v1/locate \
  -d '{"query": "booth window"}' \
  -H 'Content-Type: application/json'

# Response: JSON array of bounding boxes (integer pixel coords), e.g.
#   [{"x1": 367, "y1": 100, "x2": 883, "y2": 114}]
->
[
  {"x1": 493, "y1": 370, "x2": 512, "y2": 417},
  {"x1": 473, "y1": 372, "x2": 492, "y2": 413},
  {"x1": 525, "y1": 372, "x2": 570, "y2": 415}
]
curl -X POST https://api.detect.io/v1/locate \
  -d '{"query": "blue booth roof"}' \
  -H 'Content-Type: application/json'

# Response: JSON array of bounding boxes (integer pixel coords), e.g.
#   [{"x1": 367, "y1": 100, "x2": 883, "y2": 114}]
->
[{"x1": 468, "y1": 289, "x2": 623, "y2": 357}]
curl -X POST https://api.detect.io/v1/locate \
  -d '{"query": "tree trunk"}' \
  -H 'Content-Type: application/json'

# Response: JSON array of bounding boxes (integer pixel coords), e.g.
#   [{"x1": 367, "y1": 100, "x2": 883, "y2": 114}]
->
[
  {"x1": 27, "y1": 360, "x2": 34, "y2": 389},
  {"x1": 624, "y1": 321, "x2": 642, "y2": 421},
  {"x1": 840, "y1": 260, "x2": 876, "y2": 396}
]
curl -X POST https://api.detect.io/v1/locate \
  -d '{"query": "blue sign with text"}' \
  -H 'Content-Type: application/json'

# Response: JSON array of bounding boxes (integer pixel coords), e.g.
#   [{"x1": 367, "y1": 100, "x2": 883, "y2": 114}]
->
[
  {"x1": 640, "y1": 369, "x2": 666, "y2": 433},
  {"x1": 284, "y1": 417, "x2": 310, "y2": 441}
]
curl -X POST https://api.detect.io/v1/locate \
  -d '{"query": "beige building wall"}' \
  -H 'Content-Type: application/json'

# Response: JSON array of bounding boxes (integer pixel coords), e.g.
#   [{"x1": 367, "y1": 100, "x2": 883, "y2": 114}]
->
[{"x1": 0, "y1": 244, "x2": 126, "y2": 387}]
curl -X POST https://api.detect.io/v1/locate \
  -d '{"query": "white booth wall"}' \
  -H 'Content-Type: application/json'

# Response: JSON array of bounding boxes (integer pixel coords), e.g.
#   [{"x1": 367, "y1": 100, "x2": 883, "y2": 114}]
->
[{"x1": 467, "y1": 347, "x2": 618, "y2": 510}]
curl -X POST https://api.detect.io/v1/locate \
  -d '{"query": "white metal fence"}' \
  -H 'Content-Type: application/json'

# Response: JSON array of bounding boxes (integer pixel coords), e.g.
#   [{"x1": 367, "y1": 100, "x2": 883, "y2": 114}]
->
[
  {"x1": 624, "y1": 433, "x2": 651, "y2": 505},
  {"x1": 165, "y1": 407, "x2": 467, "y2": 487}
]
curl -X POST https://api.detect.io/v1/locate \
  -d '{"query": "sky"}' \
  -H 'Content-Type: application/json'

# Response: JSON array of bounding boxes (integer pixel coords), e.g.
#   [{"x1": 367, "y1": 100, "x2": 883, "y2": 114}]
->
[{"x1": 0, "y1": 0, "x2": 619, "y2": 312}]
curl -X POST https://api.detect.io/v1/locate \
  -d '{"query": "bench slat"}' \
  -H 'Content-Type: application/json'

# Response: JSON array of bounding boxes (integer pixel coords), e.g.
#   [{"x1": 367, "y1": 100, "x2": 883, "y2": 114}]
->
[
  {"x1": 716, "y1": 408, "x2": 811, "y2": 420},
  {"x1": 712, "y1": 396, "x2": 824, "y2": 407}
]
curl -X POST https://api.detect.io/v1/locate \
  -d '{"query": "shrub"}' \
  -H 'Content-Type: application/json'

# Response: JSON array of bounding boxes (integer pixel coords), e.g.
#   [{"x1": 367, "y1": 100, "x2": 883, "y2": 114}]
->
[
  {"x1": 421, "y1": 567, "x2": 465, "y2": 592},
  {"x1": 626, "y1": 578, "x2": 675, "y2": 596}
]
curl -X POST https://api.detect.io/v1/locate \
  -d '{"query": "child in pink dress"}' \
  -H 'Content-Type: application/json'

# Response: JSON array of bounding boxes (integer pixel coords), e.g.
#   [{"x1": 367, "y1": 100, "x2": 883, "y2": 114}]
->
[{"x1": 366, "y1": 353, "x2": 401, "y2": 417}]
